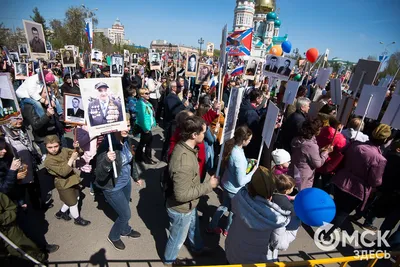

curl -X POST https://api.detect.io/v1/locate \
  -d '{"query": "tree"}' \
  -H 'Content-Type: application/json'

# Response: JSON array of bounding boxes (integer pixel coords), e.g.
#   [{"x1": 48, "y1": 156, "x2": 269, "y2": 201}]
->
[
  {"x1": 0, "y1": 23, "x2": 26, "y2": 51},
  {"x1": 378, "y1": 51, "x2": 400, "y2": 79},
  {"x1": 30, "y1": 7, "x2": 49, "y2": 39}
]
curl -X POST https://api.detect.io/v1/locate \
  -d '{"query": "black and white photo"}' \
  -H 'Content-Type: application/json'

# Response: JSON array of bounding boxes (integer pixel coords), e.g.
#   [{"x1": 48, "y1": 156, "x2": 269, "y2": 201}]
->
[
  {"x1": 64, "y1": 94, "x2": 85, "y2": 125},
  {"x1": 132, "y1": 53, "x2": 138, "y2": 64},
  {"x1": 263, "y1": 55, "x2": 296, "y2": 81},
  {"x1": 23, "y1": 20, "x2": 48, "y2": 60},
  {"x1": 149, "y1": 52, "x2": 161, "y2": 70},
  {"x1": 244, "y1": 57, "x2": 263, "y2": 80},
  {"x1": 91, "y1": 49, "x2": 103, "y2": 65},
  {"x1": 186, "y1": 54, "x2": 197, "y2": 77},
  {"x1": 111, "y1": 55, "x2": 123, "y2": 77},
  {"x1": 14, "y1": 62, "x2": 28, "y2": 80},
  {"x1": 18, "y1": 44, "x2": 28, "y2": 55},
  {"x1": 61, "y1": 48, "x2": 76, "y2": 67},
  {"x1": 195, "y1": 63, "x2": 212, "y2": 84},
  {"x1": 124, "y1": 49, "x2": 130, "y2": 62},
  {"x1": 9, "y1": 52, "x2": 19, "y2": 63}
]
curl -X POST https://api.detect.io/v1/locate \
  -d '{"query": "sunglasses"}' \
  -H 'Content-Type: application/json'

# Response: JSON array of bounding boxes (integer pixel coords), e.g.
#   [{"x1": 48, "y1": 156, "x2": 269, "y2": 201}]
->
[{"x1": 143, "y1": 92, "x2": 150, "y2": 95}]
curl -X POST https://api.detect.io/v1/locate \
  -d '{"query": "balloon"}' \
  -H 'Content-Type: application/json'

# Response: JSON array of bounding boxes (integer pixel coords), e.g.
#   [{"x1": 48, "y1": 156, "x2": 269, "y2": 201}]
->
[
  {"x1": 306, "y1": 48, "x2": 319, "y2": 63},
  {"x1": 269, "y1": 45, "x2": 283, "y2": 56},
  {"x1": 281, "y1": 41, "x2": 292, "y2": 53},
  {"x1": 294, "y1": 73, "x2": 302, "y2": 81},
  {"x1": 294, "y1": 188, "x2": 336, "y2": 227}
]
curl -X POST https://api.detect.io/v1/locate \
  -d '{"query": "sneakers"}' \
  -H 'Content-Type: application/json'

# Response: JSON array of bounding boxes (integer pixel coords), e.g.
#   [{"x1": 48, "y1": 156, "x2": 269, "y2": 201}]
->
[
  {"x1": 362, "y1": 224, "x2": 378, "y2": 232},
  {"x1": 222, "y1": 230, "x2": 228, "y2": 237},
  {"x1": 206, "y1": 227, "x2": 222, "y2": 235},
  {"x1": 55, "y1": 211, "x2": 71, "y2": 221},
  {"x1": 45, "y1": 244, "x2": 60, "y2": 253},
  {"x1": 121, "y1": 229, "x2": 141, "y2": 239},
  {"x1": 164, "y1": 258, "x2": 195, "y2": 266},
  {"x1": 74, "y1": 217, "x2": 91, "y2": 226},
  {"x1": 107, "y1": 237, "x2": 125, "y2": 251}
]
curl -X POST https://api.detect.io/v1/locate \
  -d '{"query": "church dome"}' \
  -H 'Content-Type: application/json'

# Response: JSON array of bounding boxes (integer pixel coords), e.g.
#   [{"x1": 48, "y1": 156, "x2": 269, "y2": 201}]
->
[
  {"x1": 255, "y1": 0, "x2": 276, "y2": 13},
  {"x1": 266, "y1": 12, "x2": 277, "y2": 21},
  {"x1": 274, "y1": 18, "x2": 281, "y2": 28},
  {"x1": 113, "y1": 18, "x2": 122, "y2": 26}
]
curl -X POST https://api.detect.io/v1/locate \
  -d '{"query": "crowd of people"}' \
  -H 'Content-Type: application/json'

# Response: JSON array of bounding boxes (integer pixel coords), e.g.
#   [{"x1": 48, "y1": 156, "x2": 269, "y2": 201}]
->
[{"x1": 0, "y1": 48, "x2": 399, "y2": 266}]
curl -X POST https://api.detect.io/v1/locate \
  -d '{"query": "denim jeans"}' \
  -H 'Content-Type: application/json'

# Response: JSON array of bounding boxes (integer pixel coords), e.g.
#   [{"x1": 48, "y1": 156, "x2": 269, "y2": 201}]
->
[
  {"x1": 164, "y1": 207, "x2": 203, "y2": 263},
  {"x1": 209, "y1": 190, "x2": 235, "y2": 231},
  {"x1": 103, "y1": 179, "x2": 132, "y2": 241}
]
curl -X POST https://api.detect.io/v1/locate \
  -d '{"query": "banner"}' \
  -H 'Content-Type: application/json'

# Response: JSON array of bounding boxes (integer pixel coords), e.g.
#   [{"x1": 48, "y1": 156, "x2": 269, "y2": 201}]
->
[
  {"x1": 206, "y1": 42, "x2": 214, "y2": 57},
  {"x1": 226, "y1": 28, "x2": 253, "y2": 56},
  {"x1": 84, "y1": 18, "x2": 93, "y2": 49},
  {"x1": 263, "y1": 55, "x2": 295, "y2": 81},
  {"x1": 22, "y1": 20, "x2": 48, "y2": 60}
]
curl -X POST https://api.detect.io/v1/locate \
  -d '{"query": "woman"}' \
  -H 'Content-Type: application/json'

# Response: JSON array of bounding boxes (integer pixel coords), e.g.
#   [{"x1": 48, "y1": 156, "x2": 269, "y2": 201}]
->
[
  {"x1": 1, "y1": 118, "x2": 41, "y2": 208},
  {"x1": 196, "y1": 104, "x2": 218, "y2": 171},
  {"x1": 207, "y1": 126, "x2": 256, "y2": 236},
  {"x1": 225, "y1": 166, "x2": 300, "y2": 263},
  {"x1": 0, "y1": 137, "x2": 23, "y2": 195},
  {"x1": 135, "y1": 88, "x2": 156, "y2": 164},
  {"x1": 95, "y1": 114, "x2": 142, "y2": 251},
  {"x1": 146, "y1": 70, "x2": 161, "y2": 119},
  {"x1": 288, "y1": 118, "x2": 332, "y2": 191},
  {"x1": 324, "y1": 124, "x2": 391, "y2": 238},
  {"x1": 341, "y1": 117, "x2": 369, "y2": 143},
  {"x1": 43, "y1": 135, "x2": 90, "y2": 226}
]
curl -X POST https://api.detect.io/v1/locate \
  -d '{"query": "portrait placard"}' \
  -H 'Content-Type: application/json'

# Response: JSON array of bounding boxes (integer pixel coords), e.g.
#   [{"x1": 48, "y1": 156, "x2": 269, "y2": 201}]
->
[
  {"x1": 64, "y1": 93, "x2": 85, "y2": 125},
  {"x1": 282, "y1": 81, "x2": 300, "y2": 105},
  {"x1": 337, "y1": 96, "x2": 355, "y2": 126},
  {"x1": 206, "y1": 42, "x2": 214, "y2": 57},
  {"x1": 78, "y1": 78, "x2": 127, "y2": 137},
  {"x1": 244, "y1": 57, "x2": 263, "y2": 80},
  {"x1": 14, "y1": 63, "x2": 28, "y2": 80},
  {"x1": 348, "y1": 59, "x2": 380, "y2": 95},
  {"x1": 18, "y1": 44, "x2": 28, "y2": 56},
  {"x1": 149, "y1": 53, "x2": 161, "y2": 70},
  {"x1": 111, "y1": 55, "x2": 123, "y2": 77},
  {"x1": 263, "y1": 55, "x2": 295, "y2": 81},
  {"x1": 330, "y1": 78, "x2": 342, "y2": 105},
  {"x1": 0, "y1": 73, "x2": 21, "y2": 125},
  {"x1": 123, "y1": 49, "x2": 130, "y2": 62},
  {"x1": 9, "y1": 52, "x2": 20, "y2": 63},
  {"x1": 195, "y1": 63, "x2": 212, "y2": 84},
  {"x1": 91, "y1": 49, "x2": 103, "y2": 65},
  {"x1": 315, "y1": 68, "x2": 333, "y2": 88},
  {"x1": 22, "y1": 20, "x2": 48, "y2": 60},
  {"x1": 262, "y1": 100, "x2": 279, "y2": 148},
  {"x1": 186, "y1": 54, "x2": 198, "y2": 77},
  {"x1": 354, "y1": 85, "x2": 387, "y2": 120},
  {"x1": 221, "y1": 87, "x2": 245, "y2": 144},
  {"x1": 381, "y1": 94, "x2": 400, "y2": 129},
  {"x1": 131, "y1": 53, "x2": 138, "y2": 65},
  {"x1": 61, "y1": 47, "x2": 76, "y2": 67}
]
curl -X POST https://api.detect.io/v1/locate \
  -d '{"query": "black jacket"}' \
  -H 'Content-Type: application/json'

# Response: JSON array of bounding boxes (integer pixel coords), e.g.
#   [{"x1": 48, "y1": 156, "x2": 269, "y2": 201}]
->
[
  {"x1": 280, "y1": 110, "x2": 307, "y2": 153},
  {"x1": 0, "y1": 158, "x2": 16, "y2": 195},
  {"x1": 22, "y1": 103, "x2": 64, "y2": 143},
  {"x1": 272, "y1": 193, "x2": 295, "y2": 216},
  {"x1": 164, "y1": 93, "x2": 186, "y2": 123}
]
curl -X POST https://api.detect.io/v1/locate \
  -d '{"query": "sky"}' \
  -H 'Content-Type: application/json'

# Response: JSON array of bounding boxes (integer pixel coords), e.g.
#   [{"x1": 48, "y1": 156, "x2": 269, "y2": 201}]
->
[{"x1": 2, "y1": 0, "x2": 400, "y2": 62}]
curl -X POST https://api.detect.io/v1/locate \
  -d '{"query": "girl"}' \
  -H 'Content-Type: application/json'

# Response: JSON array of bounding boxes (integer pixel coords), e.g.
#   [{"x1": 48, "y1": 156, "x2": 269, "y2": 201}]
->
[
  {"x1": 271, "y1": 148, "x2": 291, "y2": 175},
  {"x1": 272, "y1": 174, "x2": 296, "y2": 215},
  {"x1": 43, "y1": 135, "x2": 90, "y2": 226},
  {"x1": 207, "y1": 126, "x2": 256, "y2": 236}
]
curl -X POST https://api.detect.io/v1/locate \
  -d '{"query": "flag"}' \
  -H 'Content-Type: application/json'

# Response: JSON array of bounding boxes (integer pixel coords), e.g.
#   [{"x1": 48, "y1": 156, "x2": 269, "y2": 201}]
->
[
  {"x1": 226, "y1": 28, "x2": 253, "y2": 56},
  {"x1": 84, "y1": 18, "x2": 93, "y2": 49},
  {"x1": 379, "y1": 55, "x2": 388, "y2": 62},
  {"x1": 230, "y1": 65, "x2": 244, "y2": 76}
]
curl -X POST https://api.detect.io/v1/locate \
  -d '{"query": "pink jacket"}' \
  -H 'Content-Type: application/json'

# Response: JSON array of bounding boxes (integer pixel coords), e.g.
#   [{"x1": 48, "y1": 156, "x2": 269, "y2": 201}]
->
[{"x1": 331, "y1": 142, "x2": 386, "y2": 210}]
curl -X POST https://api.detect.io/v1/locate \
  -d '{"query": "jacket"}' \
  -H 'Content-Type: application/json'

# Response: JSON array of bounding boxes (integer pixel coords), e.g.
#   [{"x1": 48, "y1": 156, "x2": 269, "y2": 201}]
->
[
  {"x1": 44, "y1": 148, "x2": 81, "y2": 190},
  {"x1": 238, "y1": 98, "x2": 265, "y2": 133},
  {"x1": 222, "y1": 146, "x2": 256, "y2": 194},
  {"x1": 280, "y1": 110, "x2": 307, "y2": 153},
  {"x1": 204, "y1": 127, "x2": 216, "y2": 170},
  {"x1": 288, "y1": 136, "x2": 329, "y2": 191},
  {"x1": 147, "y1": 78, "x2": 161, "y2": 99},
  {"x1": 0, "y1": 159, "x2": 16, "y2": 194},
  {"x1": 22, "y1": 102, "x2": 64, "y2": 143},
  {"x1": 0, "y1": 192, "x2": 17, "y2": 229},
  {"x1": 167, "y1": 141, "x2": 213, "y2": 213},
  {"x1": 331, "y1": 141, "x2": 386, "y2": 210},
  {"x1": 136, "y1": 98, "x2": 156, "y2": 132},
  {"x1": 88, "y1": 98, "x2": 124, "y2": 126},
  {"x1": 225, "y1": 188, "x2": 300, "y2": 263},
  {"x1": 316, "y1": 126, "x2": 347, "y2": 172},
  {"x1": 95, "y1": 137, "x2": 139, "y2": 190},
  {"x1": 341, "y1": 128, "x2": 369, "y2": 143},
  {"x1": 164, "y1": 93, "x2": 186, "y2": 123}
]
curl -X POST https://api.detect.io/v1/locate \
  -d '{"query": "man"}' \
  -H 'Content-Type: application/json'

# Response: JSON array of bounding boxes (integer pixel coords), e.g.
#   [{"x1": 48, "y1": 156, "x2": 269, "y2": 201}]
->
[
  {"x1": 161, "y1": 81, "x2": 187, "y2": 160},
  {"x1": 277, "y1": 59, "x2": 292, "y2": 76},
  {"x1": 164, "y1": 116, "x2": 219, "y2": 265},
  {"x1": 150, "y1": 53, "x2": 160, "y2": 66},
  {"x1": 111, "y1": 57, "x2": 121, "y2": 75},
  {"x1": 88, "y1": 82, "x2": 123, "y2": 126},
  {"x1": 280, "y1": 97, "x2": 311, "y2": 153},
  {"x1": 67, "y1": 98, "x2": 84, "y2": 118},
  {"x1": 19, "y1": 44, "x2": 27, "y2": 54},
  {"x1": 63, "y1": 50, "x2": 74, "y2": 64},
  {"x1": 187, "y1": 55, "x2": 197, "y2": 72},
  {"x1": 100, "y1": 66, "x2": 110, "y2": 78},
  {"x1": 29, "y1": 27, "x2": 46, "y2": 53},
  {"x1": 93, "y1": 51, "x2": 102, "y2": 62},
  {"x1": 197, "y1": 65, "x2": 210, "y2": 83},
  {"x1": 265, "y1": 56, "x2": 278, "y2": 72}
]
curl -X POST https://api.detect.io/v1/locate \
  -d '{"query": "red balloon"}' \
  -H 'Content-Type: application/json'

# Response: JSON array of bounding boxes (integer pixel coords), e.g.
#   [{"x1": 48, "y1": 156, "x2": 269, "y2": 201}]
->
[{"x1": 306, "y1": 48, "x2": 319, "y2": 63}]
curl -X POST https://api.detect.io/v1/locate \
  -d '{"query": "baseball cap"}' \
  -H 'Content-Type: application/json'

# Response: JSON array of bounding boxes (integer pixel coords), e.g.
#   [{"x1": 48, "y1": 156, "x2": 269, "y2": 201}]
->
[{"x1": 95, "y1": 82, "x2": 109, "y2": 90}]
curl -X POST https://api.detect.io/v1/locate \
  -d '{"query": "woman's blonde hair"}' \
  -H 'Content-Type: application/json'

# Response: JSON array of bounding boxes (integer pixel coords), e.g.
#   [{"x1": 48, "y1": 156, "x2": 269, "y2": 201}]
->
[{"x1": 138, "y1": 88, "x2": 148, "y2": 96}]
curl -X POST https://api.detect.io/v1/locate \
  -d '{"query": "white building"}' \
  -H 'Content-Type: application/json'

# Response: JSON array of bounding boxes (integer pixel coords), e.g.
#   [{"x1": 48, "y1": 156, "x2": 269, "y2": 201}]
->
[
  {"x1": 233, "y1": 0, "x2": 255, "y2": 31},
  {"x1": 94, "y1": 18, "x2": 131, "y2": 45}
]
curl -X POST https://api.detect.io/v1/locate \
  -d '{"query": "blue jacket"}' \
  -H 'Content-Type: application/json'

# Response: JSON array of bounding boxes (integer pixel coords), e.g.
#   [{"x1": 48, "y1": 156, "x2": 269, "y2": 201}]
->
[
  {"x1": 126, "y1": 96, "x2": 137, "y2": 116},
  {"x1": 221, "y1": 146, "x2": 256, "y2": 194},
  {"x1": 136, "y1": 98, "x2": 155, "y2": 132},
  {"x1": 204, "y1": 127, "x2": 216, "y2": 170},
  {"x1": 237, "y1": 98, "x2": 266, "y2": 132}
]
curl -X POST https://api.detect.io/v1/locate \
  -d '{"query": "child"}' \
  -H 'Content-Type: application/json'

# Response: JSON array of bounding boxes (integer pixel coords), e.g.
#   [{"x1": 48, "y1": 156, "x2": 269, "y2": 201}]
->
[
  {"x1": 271, "y1": 149, "x2": 291, "y2": 175},
  {"x1": 126, "y1": 86, "x2": 138, "y2": 134},
  {"x1": 272, "y1": 174, "x2": 296, "y2": 215}
]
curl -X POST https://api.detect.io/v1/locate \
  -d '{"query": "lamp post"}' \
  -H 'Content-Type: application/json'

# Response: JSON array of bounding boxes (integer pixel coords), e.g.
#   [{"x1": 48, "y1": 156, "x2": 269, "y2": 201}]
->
[
  {"x1": 198, "y1": 37, "x2": 204, "y2": 56},
  {"x1": 81, "y1": 4, "x2": 98, "y2": 48},
  {"x1": 379, "y1": 41, "x2": 396, "y2": 59}
]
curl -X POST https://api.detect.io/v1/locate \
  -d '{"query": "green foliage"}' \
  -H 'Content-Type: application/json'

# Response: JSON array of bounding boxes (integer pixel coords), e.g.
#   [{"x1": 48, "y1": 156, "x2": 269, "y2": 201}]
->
[
  {"x1": 378, "y1": 51, "x2": 400, "y2": 79},
  {"x1": 30, "y1": 7, "x2": 49, "y2": 39},
  {"x1": 0, "y1": 24, "x2": 26, "y2": 51}
]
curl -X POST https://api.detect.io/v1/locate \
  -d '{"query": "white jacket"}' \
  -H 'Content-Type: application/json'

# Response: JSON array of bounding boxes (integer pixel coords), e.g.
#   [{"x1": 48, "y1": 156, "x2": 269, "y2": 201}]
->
[
  {"x1": 147, "y1": 78, "x2": 161, "y2": 99},
  {"x1": 342, "y1": 128, "x2": 369, "y2": 143},
  {"x1": 16, "y1": 74, "x2": 42, "y2": 101}
]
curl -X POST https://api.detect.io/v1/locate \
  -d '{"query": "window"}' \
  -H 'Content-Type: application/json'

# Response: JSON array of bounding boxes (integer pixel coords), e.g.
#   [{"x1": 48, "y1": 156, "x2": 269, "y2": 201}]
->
[{"x1": 237, "y1": 13, "x2": 244, "y2": 25}]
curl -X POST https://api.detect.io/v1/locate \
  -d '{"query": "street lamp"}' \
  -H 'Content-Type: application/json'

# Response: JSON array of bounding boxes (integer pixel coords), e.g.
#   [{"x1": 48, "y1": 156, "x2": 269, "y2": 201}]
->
[
  {"x1": 198, "y1": 37, "x2": 204, "y2": 56},
  {"x1": 379, "y1": 41, "x2": 396, "y2": 56}
]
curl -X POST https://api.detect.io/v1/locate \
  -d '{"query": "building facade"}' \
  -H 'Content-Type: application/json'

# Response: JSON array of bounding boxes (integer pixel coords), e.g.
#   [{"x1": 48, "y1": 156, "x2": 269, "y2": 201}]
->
[
  {"x1": 150, "y1": 40, "x2": 198, "y2": 55},
  {"x1": 94, "y1": 18, "x2": 131, "y2": 45}
]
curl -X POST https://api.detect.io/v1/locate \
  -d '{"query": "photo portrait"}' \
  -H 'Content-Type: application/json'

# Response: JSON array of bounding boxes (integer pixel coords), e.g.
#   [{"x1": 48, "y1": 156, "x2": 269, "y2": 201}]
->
[
  {"x1": 149, "y1": 53, "x2": 161, "y2": 70},
  {"x1": 244, "y1": 57, "x2": 263, "y2": 80},
  {"x1": 206, "y1": 42, "x2": 214, "y2": 56},
  {"x1": 18, "y1": 44, "x2": 28, "y2": 56},
  {"x1": 124, "y1": 49, "x2": 130, "y2": 62},
  {"x1": 277, "y1": 58, "x2": 293, "y2": 77},
  {"x1": 186, "y1": 54, "x2": 197, "y2": 77},
  {"x1": 23, "y1": 20, "x2": 48, "y2": 60},
  {"x1": 91, "y1": 49, "x2": 103, "y2": 65},
  {"x1": 64, "y1": 94, "x2": 85, "y2": 125},
  {"x1": 0, "y1": 73, "x2": 21, "y2": 125},
  {"x1": 14, "y1": 62, "x2": 28, "y2": 80},
  {"x1": 264, "y1": 55, "x2": 279, "y2": 73},
  {"x1": 79, "y1": 78, "x2": 127, "y2": 137},
  {"x1": 61, "y1": 48, "x2": 76, "y2": 67},
  {"x1": 195, "y1": 63, "x2": 212, "y2": 84},
  {"x1": 47, "y1": 50, "x2": 56, "y2": 61},
  {"x1": 9, "y1": 52, "x2": 19, "y2": 63},
  {"x1": 263, "y1": 55, "x2": 295, "y2": 81},
  {"x1": 132, "y1": 53, "x2": 138, "y2": 64},
  {"x1": 111, "y1": 55, "x2": 123, "y2": 77}
]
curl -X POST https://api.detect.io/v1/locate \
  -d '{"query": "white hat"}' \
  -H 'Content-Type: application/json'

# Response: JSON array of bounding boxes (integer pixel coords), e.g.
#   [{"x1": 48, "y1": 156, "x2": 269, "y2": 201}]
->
[{"x1": 271, "y1": 149, "x2": 291, "y2": 165}]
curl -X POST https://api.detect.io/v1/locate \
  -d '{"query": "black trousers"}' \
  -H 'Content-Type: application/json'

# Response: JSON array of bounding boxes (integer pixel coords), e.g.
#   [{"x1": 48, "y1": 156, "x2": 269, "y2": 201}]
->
[
  {"x1": 149, "y1": 98, "x2": 159, "y2": 121},
  {"x1": 136, "y1": 129, "x2": 153, "y2": 160}
]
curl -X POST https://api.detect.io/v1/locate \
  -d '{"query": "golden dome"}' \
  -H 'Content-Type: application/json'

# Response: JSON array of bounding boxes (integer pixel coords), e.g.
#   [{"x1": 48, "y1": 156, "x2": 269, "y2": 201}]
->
[{"x1": 255, "y1": 0, "x2": 276, "y2": 13}]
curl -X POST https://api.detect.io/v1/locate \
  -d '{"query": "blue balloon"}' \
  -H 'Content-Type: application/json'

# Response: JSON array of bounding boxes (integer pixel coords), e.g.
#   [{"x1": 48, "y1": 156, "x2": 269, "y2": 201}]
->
[
  {"x1": 294, "y1": 188, "x2": 336, "y2": 227},
  {"x1": 281, "y1": 41, "x2": 292, "y2": 53}
]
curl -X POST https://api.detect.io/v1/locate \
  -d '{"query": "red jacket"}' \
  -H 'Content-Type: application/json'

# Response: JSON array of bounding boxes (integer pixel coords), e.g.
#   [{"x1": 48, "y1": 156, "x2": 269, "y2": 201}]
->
[
  {"x1": 316, "y1": 126, "x2": 347, "y2": 172},
  {"x1": 168, "y1": 109, "x2": 219, "y2": 180}
]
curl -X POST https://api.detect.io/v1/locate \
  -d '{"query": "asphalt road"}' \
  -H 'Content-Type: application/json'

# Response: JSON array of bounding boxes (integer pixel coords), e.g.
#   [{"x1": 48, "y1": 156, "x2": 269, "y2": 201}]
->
[{"x1": 4, "y1": 126, "x2": 397, "y2": 267}]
